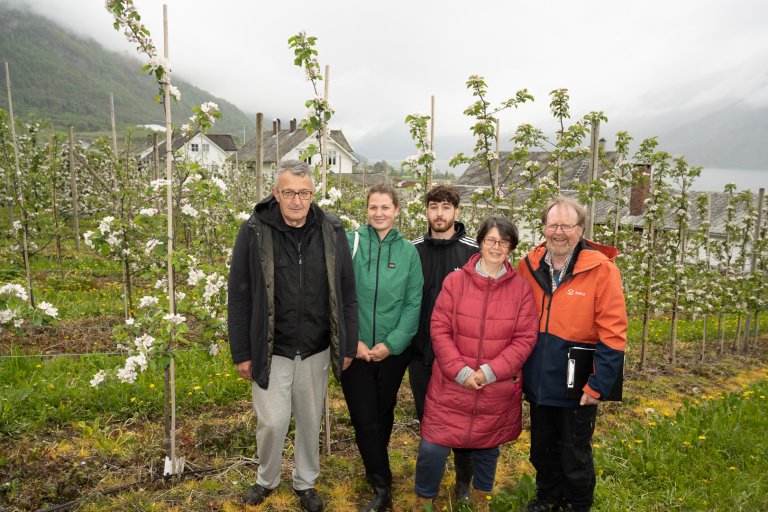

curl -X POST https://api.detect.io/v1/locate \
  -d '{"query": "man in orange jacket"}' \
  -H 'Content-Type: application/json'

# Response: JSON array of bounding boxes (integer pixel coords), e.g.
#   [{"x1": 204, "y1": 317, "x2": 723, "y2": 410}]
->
[{"x1": 517, "y1": 196, "x2": 627, "y2": 512}]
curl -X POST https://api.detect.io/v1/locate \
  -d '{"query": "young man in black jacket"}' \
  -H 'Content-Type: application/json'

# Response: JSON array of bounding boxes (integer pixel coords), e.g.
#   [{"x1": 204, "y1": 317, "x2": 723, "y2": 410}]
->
[
  {"x1": 411, "y1": 185, "x2": 478, "y2": 500},
  {"x1": 228, "y1": 160, "x2": 358, "y2": 512}
]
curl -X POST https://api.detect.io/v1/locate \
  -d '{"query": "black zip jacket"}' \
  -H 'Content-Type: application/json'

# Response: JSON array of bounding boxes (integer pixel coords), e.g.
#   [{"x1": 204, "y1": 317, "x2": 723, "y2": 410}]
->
[
  {"x1": 411, "y1": 221, "x2": 478, "y2": 365},
  {"x1": 227, "y1": 195, "x2": 358, "y2": 389}
]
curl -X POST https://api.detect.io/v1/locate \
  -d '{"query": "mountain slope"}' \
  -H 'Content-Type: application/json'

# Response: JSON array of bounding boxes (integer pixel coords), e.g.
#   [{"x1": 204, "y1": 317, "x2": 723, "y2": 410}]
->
[{"x1": 0, "y1": 4, "x2": 253, "y2": 136}]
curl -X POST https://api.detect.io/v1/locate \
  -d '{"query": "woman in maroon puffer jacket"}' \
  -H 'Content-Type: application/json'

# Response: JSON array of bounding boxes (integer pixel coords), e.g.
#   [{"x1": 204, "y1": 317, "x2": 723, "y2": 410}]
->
[{"x1": 413, "y1": 217, "x2": 538, "y2": 511}]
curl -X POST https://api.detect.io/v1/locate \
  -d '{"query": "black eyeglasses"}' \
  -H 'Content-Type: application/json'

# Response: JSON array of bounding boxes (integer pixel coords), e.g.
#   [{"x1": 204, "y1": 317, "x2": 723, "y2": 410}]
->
[
  {"x1": 278, "y1": 189, "x2": 313, "y2": 200},
  {"x1": 482, "y1": 237, "x2": 511, "y2": 249},
  {"x1": 544, "y1": 224, "x2": 578, "y2": 233}
]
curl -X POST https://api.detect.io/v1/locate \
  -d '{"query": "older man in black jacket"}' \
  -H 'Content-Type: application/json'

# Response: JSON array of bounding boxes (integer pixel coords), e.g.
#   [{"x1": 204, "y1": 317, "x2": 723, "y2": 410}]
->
[{"x1": 228, "y1": 160, "x2": 357, "y2": 512}]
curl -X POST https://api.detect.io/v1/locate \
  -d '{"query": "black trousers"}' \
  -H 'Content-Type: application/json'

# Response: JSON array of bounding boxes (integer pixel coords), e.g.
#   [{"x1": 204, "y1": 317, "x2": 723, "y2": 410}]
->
[
  {"x1": 529, "y1": 401, "x2": 598, "y2": 511},
  {"x1": 341, "y1": 349, "x2": 410, "y2": 485}
]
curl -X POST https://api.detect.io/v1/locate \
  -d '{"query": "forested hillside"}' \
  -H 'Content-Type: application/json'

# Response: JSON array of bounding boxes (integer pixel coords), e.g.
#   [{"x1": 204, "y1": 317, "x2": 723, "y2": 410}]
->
[{"x1": 0, "y1": 4, "x2": 253, "y2": 137}]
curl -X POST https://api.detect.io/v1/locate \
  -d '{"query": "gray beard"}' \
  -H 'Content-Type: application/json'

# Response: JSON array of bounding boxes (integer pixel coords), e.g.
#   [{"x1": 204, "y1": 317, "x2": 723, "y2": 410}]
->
[{"x1": 545, "y1": 241, "x2": 576, "y2": 259}]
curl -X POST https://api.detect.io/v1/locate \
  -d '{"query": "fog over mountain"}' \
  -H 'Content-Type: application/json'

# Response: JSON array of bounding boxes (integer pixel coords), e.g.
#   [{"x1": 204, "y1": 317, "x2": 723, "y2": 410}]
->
[{"x1": 2, "y1": 0, "x2": 768, "y2": 171}]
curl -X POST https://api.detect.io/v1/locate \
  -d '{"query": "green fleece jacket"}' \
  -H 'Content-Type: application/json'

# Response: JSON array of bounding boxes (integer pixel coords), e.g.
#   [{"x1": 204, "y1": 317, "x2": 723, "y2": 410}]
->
[{"x1": 347, "y1": 225, "x2": 423, "y2": 355}]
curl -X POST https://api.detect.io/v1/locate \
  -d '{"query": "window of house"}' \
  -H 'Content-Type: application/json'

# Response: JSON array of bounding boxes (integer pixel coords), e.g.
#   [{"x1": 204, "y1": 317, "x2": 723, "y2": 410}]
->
[
  {"x1": 202, "y1": 143, "x2": 210, "y2": 153},
  {"x1": 327, "y1": 150, "x2": 337, "y2": 166},
  {"x1": 190, "y1": 143, "x2": 199, "y2": 152}
]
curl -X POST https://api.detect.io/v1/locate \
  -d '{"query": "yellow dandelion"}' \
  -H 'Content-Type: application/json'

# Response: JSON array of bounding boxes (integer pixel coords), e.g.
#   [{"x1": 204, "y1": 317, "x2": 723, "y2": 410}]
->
[
  {"x1": 593, "y1": 443, "x2": 600, "y2": 449},
  {"x1": 193, "y1": 385, "x2": 202, "y2": 390},
  {"x1": 130, "y1": 396, "x2": 136, "y2": 402},
  {"x1": 698, "y1": 435, "x2": 706, "y2": 440},
  {"x1": 36, "y1": 364, "x2": 42, "y2": 368},
  {"x1": 683, "y1": 441, "x2": 691, "y2": 446},
  {"x1": 648, "y1": 421, "x2": 657, "y2": 427},
  {"x1": 634, "y1": 439, "x2": 643, "y2": 444},
  {"x1": 149, "y1": 383, "x2": 155, "y2": 389},
  {"x1": 728, "y1": 466, "x2": 736, "y2": 471}
]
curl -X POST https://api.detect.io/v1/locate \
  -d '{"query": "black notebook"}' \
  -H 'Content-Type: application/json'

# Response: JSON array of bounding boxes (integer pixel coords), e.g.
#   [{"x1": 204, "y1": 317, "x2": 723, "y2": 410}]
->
[{"x1": 565, "y1": 346, "x2": 624, "y2": 401}]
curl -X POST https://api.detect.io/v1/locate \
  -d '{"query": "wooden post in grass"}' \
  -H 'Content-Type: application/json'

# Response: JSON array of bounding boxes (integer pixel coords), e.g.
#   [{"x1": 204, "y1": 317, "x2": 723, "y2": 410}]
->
[
  {"x1": 742, "y1": 187, "x2": 765, "y2": 352},
  {"x1": 429, "y1": 95, "x2": 435, "y2": 190},
  {"x1": 4, "y1": 62, "x2": 34, "y2": 307},
  {"x1": 48, "y1": 133, "x2": 62, "y2": 267},
  {"x1": 584, "y1": 118, "x2": 600, "y2": 240},
  {"x1": 494, "y1": 119, "x2": 501, "y2": 201},
  {"x1": 256, "y1": 113, "x2": 264, "y2": 201},
  {"x1": 161, "y1": 4, "x2": 184, "y2": 477},
  {"x1": 153, "y1": 133, "x2": 162, "y2": 210},
  {"x1": 320, "y1": 65, "x2": 330, "y2": 198},
  {"x1": 701, "y1": 193, "x2": 712, "y2": 362},
  {"x1": 68, "y1": 125, "x2": 81, "y2": 250}
]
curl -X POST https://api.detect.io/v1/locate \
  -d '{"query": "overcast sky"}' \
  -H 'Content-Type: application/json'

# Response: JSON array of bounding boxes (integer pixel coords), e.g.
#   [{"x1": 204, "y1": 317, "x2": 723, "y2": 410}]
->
[{"x1": 10, "y1": 0, "x2": 768, "y2": 161}]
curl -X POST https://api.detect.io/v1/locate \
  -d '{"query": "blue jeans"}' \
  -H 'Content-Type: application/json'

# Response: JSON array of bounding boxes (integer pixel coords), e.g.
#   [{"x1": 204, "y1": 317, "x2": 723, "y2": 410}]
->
[{"x1": 415, "y1": 438, "x2": 500, "y2": 498}]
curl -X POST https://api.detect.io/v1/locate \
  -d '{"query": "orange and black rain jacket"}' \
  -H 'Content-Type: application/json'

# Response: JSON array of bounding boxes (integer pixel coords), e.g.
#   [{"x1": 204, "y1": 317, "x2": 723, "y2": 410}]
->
[{"x1": 517, "y1": 239, "x2": 627, "y2": 407}]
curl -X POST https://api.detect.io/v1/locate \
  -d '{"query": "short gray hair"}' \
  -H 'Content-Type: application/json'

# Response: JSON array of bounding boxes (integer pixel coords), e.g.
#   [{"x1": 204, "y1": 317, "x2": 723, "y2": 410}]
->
[
  {"x1": 540, "y1": 195, "x2": 587, "y2": 229},
  {"x1": 275, "y1": 159, "x2": 313, "y2": 186}
]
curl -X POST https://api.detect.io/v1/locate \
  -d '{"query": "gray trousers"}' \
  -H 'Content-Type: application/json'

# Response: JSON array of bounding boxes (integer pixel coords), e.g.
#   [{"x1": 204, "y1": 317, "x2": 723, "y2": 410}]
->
[{"x1": 251, "y1": 348, "x2": 330, "y2": 490}]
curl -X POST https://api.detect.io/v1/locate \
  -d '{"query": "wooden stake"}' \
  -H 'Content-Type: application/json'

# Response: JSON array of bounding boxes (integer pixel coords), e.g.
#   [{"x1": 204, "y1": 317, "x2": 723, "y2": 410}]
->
[
  {"x1": 68, "y1": 125, "x2": 80, "y2": 250},
  {"x1": 429, "y1": 95, "x2": 435, "y2": 190},
  {"x1": 4, "y1": 62, "x2": 34, "y2": 307},
  {"x1": 161, "y1": 3, "x2": 182, "y2": 477},
  {"x1": 494, "y1": 119, "x2": 501, "y2": 199},
  {"x1": 585, "y1": 119, "x2": 600, "y2": 240},
  {"x1": 48, "y1": 133, "x2": 62, "y2": 267},
  {"x1": 321, "y1": 64, "x2": 330, "y2": 197},
  {"x1": 256, "y1": 113, "x2": 264, "y2": 201},
  {"x1": 742, "y1": 187, "x2": 765, "y2": 351},
  {"x1": 110, "y1": 92, "x2": 118, "y2": 183}
]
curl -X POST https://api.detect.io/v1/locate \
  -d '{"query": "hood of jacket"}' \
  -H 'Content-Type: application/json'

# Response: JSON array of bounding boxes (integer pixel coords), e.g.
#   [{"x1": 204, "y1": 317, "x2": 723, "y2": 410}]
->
[{"x1": 460, "y1": 252, "x2": 517, "y2": 285}]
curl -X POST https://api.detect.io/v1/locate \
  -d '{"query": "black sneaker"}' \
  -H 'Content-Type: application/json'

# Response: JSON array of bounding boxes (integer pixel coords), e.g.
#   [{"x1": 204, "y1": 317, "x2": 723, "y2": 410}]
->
[
  {"x1": 295, "y1": 487, "x2": 324, "y2": 512},
  {"x1": 243, "y1": 483, "x2": 274, "y2": 505}
]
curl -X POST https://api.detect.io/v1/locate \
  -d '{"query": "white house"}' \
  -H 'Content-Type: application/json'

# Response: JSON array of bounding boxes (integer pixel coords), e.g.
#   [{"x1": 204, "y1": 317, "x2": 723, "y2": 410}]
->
[
  {"x1": 236, "y1": 118, "x2": 360, "y2": 174},
  {"x1": 139, "y1": 132, "x2": 238, "y2": 170}
]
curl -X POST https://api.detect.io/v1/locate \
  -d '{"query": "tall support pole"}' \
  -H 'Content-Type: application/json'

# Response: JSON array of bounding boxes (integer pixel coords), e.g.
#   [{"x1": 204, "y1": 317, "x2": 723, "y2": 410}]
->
[
  {"x1": 429, "y1": 95, "x2": 435, "y2": 189},
  {"x1": 68, "y1": 125, "x2": 80, "y2": 250},
  {"x1": 494, "y1": 120, "x2": 501, "y2": 199},
  {"x1": 320, "y1": 64, "x2": 330, "y2": 197},
  {"x1": 110, "y1": 92, "x2": 118, "y2": 170},
  {"x1": 48, "y1": 133, "x2": 62, "y2": 267},
  {"x1": 256, "y1": 113, "x2": 264, "y2": 201},
  {"x1": 743, "y1": 187, "x2": 765, "y2": 351},
  {"x1": 161, "y1": 4, "x2": 182, "y2": 477},
  {"x1": 584, "y1": 119, "x2": 600, "y2": 240},
  {"x1": 4, "y1": 62, "x2": 34, "y2": 307}
]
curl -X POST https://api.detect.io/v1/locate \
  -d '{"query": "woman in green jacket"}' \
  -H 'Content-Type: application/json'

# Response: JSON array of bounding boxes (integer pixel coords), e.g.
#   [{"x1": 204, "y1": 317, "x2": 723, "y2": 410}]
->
[{"x1": 342, "y1": 183, "x2": 423, "y2": 511}]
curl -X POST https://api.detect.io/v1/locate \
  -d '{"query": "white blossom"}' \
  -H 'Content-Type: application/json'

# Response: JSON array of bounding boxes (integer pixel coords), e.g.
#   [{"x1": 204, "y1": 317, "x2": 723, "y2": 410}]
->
[
  {"x1": 188, "y1": 268, "x2": 206, "y2": 287},
  {"x1": 139, "y1": 208, "x2": 158, "y2": 217},
  {"x1": 210, "y1": 176, "x2": 227, "y2": 192},
  {"x1": 169, "y1": 85, "x2": 181, "y2": 101},
  {"x1": 125, "y1": 317, "x2": 135, "y2": 326},
  {"x1": 150, "y1": 179, "x2": 169, "y2": 192},
  {"x1": 0, "y1": 308, "x2": 15, "y2": 324},
  {"x1": 208, "y1": 343, "x2": 220, "y2": 356},
  {"x1": 181, "y1": 204, "x2": 199, "y2": 217},
  {"x1": 90, "y1": 370, "x2": 106, "y2": 387},
  {"x1": 154, "y1": 278, "x2": 168, "y2": 291},
  {"x1": 0, "y1": 283, "x2": 28, "y2": 301},
  {"x1": 163, "y1": 313, "x2": 186, "y2": 324},
  {"x1": 237, "y1": 212, "x2": 250, "y2": 221},
  {"x1": 98, "y1": 216, "x2": 115, "y2": 235},
  {"x1": 37, "y1": 302, "x2": 58, "y2": 318},
  {"x1": 13, "y1": 318, "x2": 23, "y2": 328},
  {"x1": 83, "y1": 231, "x2": 95, "y2": 249},
  {"x1": 134, "y1": 333, "x2": 155, "y2": 352},
  {"x1": 138, "y1": 295, "x2": 159, "y2": 309},
  {"x1": 145, "y1": 238, "x2": 161, "y2": 255}
]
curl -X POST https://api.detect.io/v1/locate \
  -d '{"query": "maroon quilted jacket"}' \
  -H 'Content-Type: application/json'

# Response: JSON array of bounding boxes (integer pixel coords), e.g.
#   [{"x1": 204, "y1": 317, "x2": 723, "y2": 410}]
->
[{"x1": 421, "y1": 253, "x2": 538, "y2": 449}]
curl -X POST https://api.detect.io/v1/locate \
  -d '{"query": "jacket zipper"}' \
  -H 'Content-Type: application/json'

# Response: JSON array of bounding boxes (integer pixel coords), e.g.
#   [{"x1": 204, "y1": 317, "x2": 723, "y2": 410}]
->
[
  {"x1": 371, "y1": 237, "x2": 383, "y2": 345},
  {"x1": 466, "y1": 277, "x2": 492, "y2": 446},
  {"x1": 297, "y1": 240, "x2": 303, "y2": 357}
]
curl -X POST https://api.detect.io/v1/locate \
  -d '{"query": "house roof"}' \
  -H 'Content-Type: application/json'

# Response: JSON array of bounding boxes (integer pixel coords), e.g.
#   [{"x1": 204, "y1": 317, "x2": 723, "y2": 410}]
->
[
  {"x1": 236, "y1": 128, "x2": 357, "y2": 163},
  {"x1": 138, "y1": 132, "x2": 237, "y2": 161},
  {"x1": 456, "y1": 150, "x2": 621, "y2": 190},
  {"x1": 454, "y1": 151, "x2": 755, "y2": 238}
]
